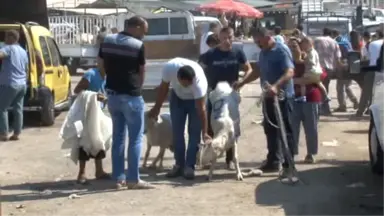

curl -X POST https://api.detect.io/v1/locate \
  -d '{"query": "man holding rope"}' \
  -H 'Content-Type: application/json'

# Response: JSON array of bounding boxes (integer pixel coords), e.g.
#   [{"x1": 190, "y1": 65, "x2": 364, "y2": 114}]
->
[{"x1": 234, "y1": 27, "x2": 296, "y2": 178}]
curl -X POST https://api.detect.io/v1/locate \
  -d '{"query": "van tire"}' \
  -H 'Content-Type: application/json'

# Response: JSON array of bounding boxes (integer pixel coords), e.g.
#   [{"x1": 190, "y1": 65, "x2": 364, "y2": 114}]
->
[
  {"x1": 39, "y1": 90, "x2": 55, "y2": 126},
  {"x1": 369, "y1": 119, "x2": 383, "y2": 175}
]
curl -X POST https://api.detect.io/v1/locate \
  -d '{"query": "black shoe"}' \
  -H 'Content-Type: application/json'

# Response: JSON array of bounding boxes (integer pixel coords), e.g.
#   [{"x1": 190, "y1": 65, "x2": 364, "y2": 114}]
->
[
  {"x1": 165, "y1": 165, "x2": 183, "y2": 178},
  {"x1": 334, "y1": 107, "x2": 347, "y2": 112},
  {"x1": 183, "y1": 167, "x2": 195, "y2": 180},
  {"x1": 258, "y1": 161, "x2": 281, "y2": 173}
]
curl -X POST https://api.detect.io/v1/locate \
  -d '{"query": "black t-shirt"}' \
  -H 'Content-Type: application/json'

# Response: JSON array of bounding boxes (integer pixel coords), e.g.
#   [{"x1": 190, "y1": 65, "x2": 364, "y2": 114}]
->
[
  {"x1": 98, "y1": 32, "x2": 145, "y2": 96},
  {"x1": 199, "y1": 46, "x2": 247, "y2": 89}
]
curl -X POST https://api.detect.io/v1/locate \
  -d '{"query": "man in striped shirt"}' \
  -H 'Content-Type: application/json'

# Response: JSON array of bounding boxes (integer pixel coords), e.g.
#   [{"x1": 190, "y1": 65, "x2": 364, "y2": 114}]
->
[{"x1": 313, "y1": 28, "x2": 343, "y2": 115}]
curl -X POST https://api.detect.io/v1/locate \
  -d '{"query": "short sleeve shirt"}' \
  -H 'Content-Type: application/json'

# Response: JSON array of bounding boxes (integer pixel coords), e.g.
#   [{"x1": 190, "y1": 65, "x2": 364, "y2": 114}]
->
[
  {"x1": 0, "y1": 44, "x2": 28, "y2": 85},
  {"x1": 199, "y1": 46, "x2": 247, "y2": 89},
  {"x1": 258, "y1": 42, "x2": 295, "y2": 97},
  {"x1": 162, "y1": 57, "x2": 208, "y2": 100},
  {"x1": 83, "y1": 68, "x2": 105, "y2": 94}
]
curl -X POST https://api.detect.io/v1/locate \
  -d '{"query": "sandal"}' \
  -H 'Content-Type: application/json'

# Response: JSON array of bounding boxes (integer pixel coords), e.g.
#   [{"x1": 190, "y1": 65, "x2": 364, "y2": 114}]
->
[
  {"x1": 76, "y1": 176, "x2": 88, "y2": 185},
  {"x1": 9, "y1": 135, "x2": 19, "y2": 141},
  {"x1": 127, "y1": 180, "x2": 155, "y2": 190},
  {"x1": 0, "y1": 135, "x2": 8, "y2": 142},
  {"x1": 116, "y1": 181, "x2": 127, "y2": 190}
]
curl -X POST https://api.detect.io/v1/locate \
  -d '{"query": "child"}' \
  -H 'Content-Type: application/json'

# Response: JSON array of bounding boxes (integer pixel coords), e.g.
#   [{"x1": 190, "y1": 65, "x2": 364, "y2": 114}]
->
[
  {"x1": 296, "y1": 37, "x2": 330, "y2": 102},
  {"x1": 73, "y1": 67, "x2": 109, "y2": 184}
]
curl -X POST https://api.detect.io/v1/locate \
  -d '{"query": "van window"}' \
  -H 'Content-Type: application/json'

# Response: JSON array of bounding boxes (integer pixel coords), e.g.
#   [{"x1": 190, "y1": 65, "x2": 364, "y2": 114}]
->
[
  {"x1": 39, "y1": 36, "x2": 52, "y2": 66},
  {"x1": 46, "y1": 37, "x2": 62, "y2": 66},
  {"x1": 147, "y1": 18, "x2": 169, "y2": 35},
  {"x1": 170, "y1": 17, "x2": 188, "y2": 34},
  {"x1": 146, "y1": 17, "x2": 189, "y2": 35}
]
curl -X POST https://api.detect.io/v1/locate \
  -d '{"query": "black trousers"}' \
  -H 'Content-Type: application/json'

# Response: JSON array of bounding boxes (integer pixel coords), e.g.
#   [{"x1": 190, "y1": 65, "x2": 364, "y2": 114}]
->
[
  {"x1": 207, "y1": 100, "x2": 233, "y2": 164},
  {"x1": 262, "y1": 98, "x2": 295, "y2": 168}
]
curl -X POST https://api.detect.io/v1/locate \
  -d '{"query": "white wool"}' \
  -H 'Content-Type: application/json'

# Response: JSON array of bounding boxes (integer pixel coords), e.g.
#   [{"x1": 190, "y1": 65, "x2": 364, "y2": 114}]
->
[
  {"x1": 199, "y1": 81, "x2": 243, "y2": 181},
  {"x1": 142, "y1": 112, "x2": 173, "y2": 169}
]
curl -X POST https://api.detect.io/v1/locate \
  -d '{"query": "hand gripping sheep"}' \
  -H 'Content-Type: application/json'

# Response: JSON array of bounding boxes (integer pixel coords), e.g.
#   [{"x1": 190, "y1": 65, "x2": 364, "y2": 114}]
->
[
  {"x1": 259, "y1": 82, "x2": 300, "y2": 185},
  {"x1": 199, "y1": 82, "x2": 244, "y2": 181}
]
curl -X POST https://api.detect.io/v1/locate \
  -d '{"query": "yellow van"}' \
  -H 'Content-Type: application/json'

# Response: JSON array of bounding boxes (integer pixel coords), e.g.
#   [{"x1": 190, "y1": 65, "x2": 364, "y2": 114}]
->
[{"x1": 0, "y1": 22, "x2": 71, "y2": 126}]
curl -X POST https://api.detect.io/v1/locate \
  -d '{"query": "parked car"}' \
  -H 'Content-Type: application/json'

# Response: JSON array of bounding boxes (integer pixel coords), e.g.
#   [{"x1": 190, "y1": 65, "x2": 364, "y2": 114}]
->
[
  {"x1": 0, "y1": 21, "x2": 72, "y2": 126},
  {"x1": 368, "y1": 72, "x2": 384, "y2": 175}
]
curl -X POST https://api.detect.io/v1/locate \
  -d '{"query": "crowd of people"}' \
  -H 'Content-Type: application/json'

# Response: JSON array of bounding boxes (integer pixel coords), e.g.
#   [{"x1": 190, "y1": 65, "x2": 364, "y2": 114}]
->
[{"x1": 0, "y1": 14, "x2": 383, "y2": 190}]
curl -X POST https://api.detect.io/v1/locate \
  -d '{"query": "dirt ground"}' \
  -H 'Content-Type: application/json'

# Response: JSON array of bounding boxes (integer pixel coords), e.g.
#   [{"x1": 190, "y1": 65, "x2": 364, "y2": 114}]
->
[{"x1": 0, "y1": 78, "x2": 383, "y2": 216}]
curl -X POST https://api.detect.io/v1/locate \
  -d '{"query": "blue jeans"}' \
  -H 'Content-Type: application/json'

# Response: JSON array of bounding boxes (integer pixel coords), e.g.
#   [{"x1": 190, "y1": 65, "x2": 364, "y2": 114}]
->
[
  {"x1": 0, "y1": 84, "x2": 26, "y2": 135},
  {"x1": 292, "y1": 102, "x2": 319, "y2": 155},
  {"x1": 107, "y1": 92, "x2": 144, "y2": 182},
  {"x1": 170, "y1": 91, "x2": 201, "y2": 169}
]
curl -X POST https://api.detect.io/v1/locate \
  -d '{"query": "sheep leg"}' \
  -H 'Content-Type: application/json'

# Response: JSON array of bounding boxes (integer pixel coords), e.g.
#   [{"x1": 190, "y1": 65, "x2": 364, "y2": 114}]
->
[
  {"x1": 207, "y1": 157, "x2": 217, "y2": 181},
  {"x1": 158, "y1": 148, "x2": 166, "y2": 170},
  {"x1": 150, "y1": 147, "x2": 163, "y2": 169},
  {"x1": 232, "y1": 142, "x2": 243, "y2": 181},
  {"x1": 143, "y1": 145, "x2": 152, "y2": 168}
]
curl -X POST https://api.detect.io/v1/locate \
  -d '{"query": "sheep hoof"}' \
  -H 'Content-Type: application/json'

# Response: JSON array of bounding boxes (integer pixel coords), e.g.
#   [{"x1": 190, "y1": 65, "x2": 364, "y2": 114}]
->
[{"x1": 236, "y1": 173, "x2": 244, "y2": 181}]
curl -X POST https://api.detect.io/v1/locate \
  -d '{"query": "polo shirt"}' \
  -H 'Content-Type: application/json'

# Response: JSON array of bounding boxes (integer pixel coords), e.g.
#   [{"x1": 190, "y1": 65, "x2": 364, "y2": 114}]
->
[{"x1": 98, "y1": 32, "x2": 145, "y2": 96}]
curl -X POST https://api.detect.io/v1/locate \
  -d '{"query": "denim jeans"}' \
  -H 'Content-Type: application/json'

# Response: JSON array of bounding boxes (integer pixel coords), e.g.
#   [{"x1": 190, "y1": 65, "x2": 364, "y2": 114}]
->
[
  {"x1": 170, "y1": 90, "x2": 201, "y2": 169},
  {"x1": 292, "y1": 102, "x2": 319, "y2": 155},
  {"x1": 107, "y1": 91, "x2": 144, "y2": 182},
  {"x1": 0, "y1": 84, "x2": 26, "y2": 135},
  {"x1": 320, "y1": 73, "x2": 332, "y2": 115},
  {"x1": 262, "y1": 98, "x2": 295, "y2": 168}
]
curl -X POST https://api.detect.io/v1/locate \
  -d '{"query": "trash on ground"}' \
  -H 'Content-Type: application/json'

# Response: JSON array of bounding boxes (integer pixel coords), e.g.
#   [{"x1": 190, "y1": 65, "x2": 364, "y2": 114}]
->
[
  {"x1": 40, "y1": 189, "x2": 53, "y2": 195},
  {"x1": 322, "y1": 139, "x2": 339, "y2": 147},
  {"x1": 16, "y1": 204, "x2": 25, "y2": 209},
  {"x1": 68, "y1": 193, "x2": 81, "y2": 199},
  {"x1": 325, "y1": 152, "x2": 336, "y2": 157}
]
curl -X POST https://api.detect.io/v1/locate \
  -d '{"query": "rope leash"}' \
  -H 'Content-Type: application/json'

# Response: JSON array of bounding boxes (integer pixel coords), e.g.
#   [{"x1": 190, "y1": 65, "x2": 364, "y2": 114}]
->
[{"x1": 260, "y1": 82, "x2": 301, "y2": 185}]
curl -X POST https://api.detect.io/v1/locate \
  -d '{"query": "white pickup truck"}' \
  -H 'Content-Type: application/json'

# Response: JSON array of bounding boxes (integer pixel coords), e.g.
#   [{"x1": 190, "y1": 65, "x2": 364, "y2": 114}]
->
[{"x1": 49, "y1": 11, "x2": 260, "y2": 88}]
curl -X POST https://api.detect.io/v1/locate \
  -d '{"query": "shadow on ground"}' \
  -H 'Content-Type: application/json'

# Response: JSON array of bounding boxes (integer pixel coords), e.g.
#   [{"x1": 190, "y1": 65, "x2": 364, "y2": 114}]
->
[
  {"x1": 319, "y1": 113, "x2": 370, "y2": 123},
  {"x1": 255, "y1": 160, "x2": 383, "y2": 216}
]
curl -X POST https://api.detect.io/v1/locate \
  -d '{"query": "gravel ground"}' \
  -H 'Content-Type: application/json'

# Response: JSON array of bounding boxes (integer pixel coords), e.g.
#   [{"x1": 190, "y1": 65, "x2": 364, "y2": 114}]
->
[{"x1": 0, "y1": 78, "x2": 382, "y2": 216}]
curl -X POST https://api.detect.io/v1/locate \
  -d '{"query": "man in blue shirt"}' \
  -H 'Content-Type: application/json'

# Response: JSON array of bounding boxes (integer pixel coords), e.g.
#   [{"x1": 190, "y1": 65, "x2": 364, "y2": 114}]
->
[
  {"x1": 234, "y1": 27, "x2": 296, "y2": 175},
  {"x1": 0, "y1": 30, "x2": 28, "y2": 142},
  {"x1": 199, "y1": 27, "x2": 252, "y2": 169}
]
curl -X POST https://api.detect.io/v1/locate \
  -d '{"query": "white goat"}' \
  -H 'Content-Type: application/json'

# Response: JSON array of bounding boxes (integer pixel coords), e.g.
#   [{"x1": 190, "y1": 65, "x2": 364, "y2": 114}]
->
[
  {"x1": 199, "y1": 82, "x2": 243, "y2": 181},
  {"x1": 143, "y1": 111, "x2": 173, "y2": 170}
]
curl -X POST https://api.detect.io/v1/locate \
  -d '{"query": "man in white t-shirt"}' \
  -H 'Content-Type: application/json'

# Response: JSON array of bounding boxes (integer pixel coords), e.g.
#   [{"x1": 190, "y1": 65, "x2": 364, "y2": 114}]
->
[
  {"x1": 148, "y1": 57, "x2": 210, "y2": 180},
  {"x1": 200, "y1": 22, "x2": 220, "y2": 55},
  {"x1": 368, "y1": 31, "x2": 383, "y2": 67}
]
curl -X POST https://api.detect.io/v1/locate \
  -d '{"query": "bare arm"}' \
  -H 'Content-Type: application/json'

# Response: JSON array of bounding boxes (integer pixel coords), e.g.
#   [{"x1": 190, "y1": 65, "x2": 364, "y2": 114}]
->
[
  {"x1": 240, "y1": 63, "x2": 260, "y2": 86},
  {"x1": 195, "y1": 96, "x2": 209, "y2": 136},
  {"x1": 73, "y1": 78, "x2": 90, "y2": 94},
  {"x1": 0, "y1": 47, "x2": 9, "y2": 59},
  {"x1": 152, "y1": 81, "x2": 170, "y2": 111}
]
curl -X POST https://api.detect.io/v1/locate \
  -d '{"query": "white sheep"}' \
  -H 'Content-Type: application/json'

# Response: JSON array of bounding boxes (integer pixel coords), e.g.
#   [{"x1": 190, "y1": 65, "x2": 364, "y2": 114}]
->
[
  {"x1": 199, "y1": 82, "x2": 243, "y2": 181},
  {"x1": 143, "y1": 111, "x2": 173, "y2": 170}
]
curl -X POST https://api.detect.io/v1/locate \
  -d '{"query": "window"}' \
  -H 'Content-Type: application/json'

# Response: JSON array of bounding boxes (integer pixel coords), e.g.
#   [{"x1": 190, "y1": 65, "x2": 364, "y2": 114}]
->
[
  {"x1": 39, "y1": 36, "x2": 52, "y2": 66},
  {"x1": 46, "y1": 37, "x2": 62, "y2": 66},
  {"x1": 170, "y1": 17, "x2": 188, "y2": 34},
  {"x1": 306, "y1": 22, "x2": 349, "y2": 36},
  {"x1": 375, "y1": 10, "x2": 383, "y2": 16},
  {"x1": 146, "y1": 18, "x2": 169, "y2": 35}
]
